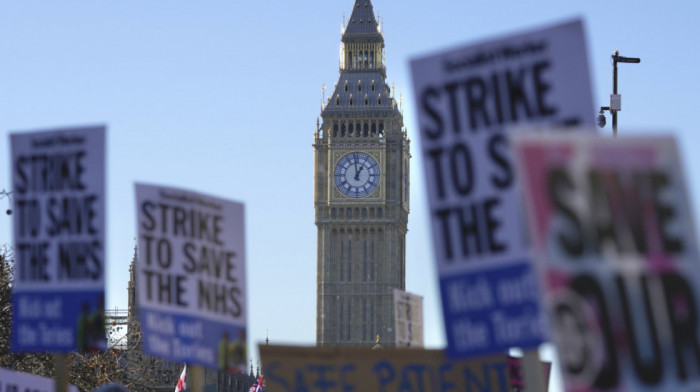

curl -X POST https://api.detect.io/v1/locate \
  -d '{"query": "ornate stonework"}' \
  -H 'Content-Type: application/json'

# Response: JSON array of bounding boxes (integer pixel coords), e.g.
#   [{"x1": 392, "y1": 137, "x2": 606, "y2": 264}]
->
[{"x1": 314, "y1": 0, "x2": 410, "y2": 347}]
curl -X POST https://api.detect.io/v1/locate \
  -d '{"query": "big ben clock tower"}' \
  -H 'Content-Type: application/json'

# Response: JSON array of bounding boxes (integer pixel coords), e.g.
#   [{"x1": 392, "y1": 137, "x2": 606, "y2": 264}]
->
[{"x1": 314, "y1": 0, "x2": 410, "y2": 347}]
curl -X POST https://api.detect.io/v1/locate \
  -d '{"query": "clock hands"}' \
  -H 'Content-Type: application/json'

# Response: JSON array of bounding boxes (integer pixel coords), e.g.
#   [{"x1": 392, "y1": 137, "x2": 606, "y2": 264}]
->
[
  {"x1": 336, "y1": 152, "x2": 378, "y2": 198},
  {"x1": 354, "y1": 165, "x2": 364, "y2": 181}
]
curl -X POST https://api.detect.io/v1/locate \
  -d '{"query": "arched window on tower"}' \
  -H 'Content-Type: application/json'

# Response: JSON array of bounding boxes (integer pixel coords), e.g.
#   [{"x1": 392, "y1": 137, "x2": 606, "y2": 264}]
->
[
  {"x1": 370, "y1": 51, "x2": 374, "y2": 69},
  {"x1": 370, "y1": 240, "x2": 375, "y2": 281},
  {"x1": 349, "y1": 95, "x2": 354, "y2": 106},
  {"x1": 363, "y1": 240, "x2": 368, "y2": 282},
  {"x1": 362, "y1": 208, "x2": 368, "y2": 218},
  {"x1": 336, "y1": 95, "x2": 340, "y2": 106},
  {"x1": 377, "y1": 208, "x2": 383, "y2": 218},
  {"x1": 341, "y1": 122, "x2": 346, "y2": 137},
  {"x1": 348, "y1": 240, "x2": 352, "y2": 282},
  {"x1": 331, "y1": 208, "x2": 337, "y2": 217},
  {"x1": 364, "y1": 95, "x2": 369, "y2": 106},
  {"x1": 344, "y1": 82, "x2": 349, "y2": 92},
  {"x1": 348, "y1": 122, "x2": 354, "y2": 137},
  {"x1": 371, "y1": 81, "x2": 376, "y2": 91},
  {"x1": 377, "y1": 94, "x2": 382, "y2": 105},
  {"x1": 357, "y1": 82, "x2": 362, "y2": 92}
]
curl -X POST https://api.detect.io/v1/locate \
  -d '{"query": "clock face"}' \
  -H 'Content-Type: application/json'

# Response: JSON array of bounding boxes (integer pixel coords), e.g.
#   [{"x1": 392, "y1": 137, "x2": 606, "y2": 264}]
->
[{"x1": 335, "y1": 152, "x2": 380, "y2": 198}]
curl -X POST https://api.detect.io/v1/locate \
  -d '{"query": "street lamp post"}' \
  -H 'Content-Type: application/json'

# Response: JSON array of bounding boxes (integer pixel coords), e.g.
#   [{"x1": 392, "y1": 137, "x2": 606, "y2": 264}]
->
[
  {"x1": 598, "y1": 50, "x2": 640, "y2": 137},
  {"x1": 0, "y1": 189, "x2": 11, "y2": 215}
]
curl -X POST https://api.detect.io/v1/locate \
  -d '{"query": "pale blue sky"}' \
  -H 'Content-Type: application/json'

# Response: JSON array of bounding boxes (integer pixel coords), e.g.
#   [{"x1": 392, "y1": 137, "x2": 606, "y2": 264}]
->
[{"x1": 1, "y1": 1, "x2": 699, "y2": 390}]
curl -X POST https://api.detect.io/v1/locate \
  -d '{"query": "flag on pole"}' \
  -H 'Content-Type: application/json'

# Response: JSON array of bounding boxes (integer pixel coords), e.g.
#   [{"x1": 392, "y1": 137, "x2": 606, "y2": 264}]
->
[
  {"x1": 175, "y1": 364, "x2": 187, "y2": 392},
  {"x1": 248, "y1": 376, "x2": 264, "y2": 392}
]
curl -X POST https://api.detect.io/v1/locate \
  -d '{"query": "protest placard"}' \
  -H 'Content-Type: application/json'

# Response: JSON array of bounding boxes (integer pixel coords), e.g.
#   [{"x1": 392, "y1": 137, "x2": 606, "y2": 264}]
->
[
  {"x1": 260, "y1": 345, "x2": 549, "y2": 392},
  {"x1": 514, "y1": 133, "x2": 700, "y2": 391},
  {"x1": 410, "y1": 19, "x2": 595, "y2": 359},
  {"x1": 135, "y1": 183, "x2": 246, "y2": 372},
  {"x1": 11, "y1": 126, "x2": 106, "y2": 353},
  {"x1": 0, "y1": 367, "x2": 79, "y2": 392}
]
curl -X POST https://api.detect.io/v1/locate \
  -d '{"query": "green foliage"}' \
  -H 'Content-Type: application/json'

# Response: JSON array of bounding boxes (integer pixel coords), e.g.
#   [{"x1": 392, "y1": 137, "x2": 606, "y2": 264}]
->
[{"x1": 0, "y1": 244, "x2": 159, "y2": 391}]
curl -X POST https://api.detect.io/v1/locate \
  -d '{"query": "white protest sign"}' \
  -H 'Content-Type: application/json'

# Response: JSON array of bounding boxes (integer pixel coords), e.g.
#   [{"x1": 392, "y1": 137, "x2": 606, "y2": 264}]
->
[
  {"x1": 11, "y1": 126, "x2": 106, "y2": 353},
  {"x1": 135, "y1": 183, "x2": 246, "y2": 372},
  {"x1": 410, "y1": 19, "x2": 594, "y2": 358},
  {"x1": 0, "y1": 366, "x2": 79, "y2": 391},
  {"x1": 514, "y1": 134, "x2": 700, "y2": 391}
]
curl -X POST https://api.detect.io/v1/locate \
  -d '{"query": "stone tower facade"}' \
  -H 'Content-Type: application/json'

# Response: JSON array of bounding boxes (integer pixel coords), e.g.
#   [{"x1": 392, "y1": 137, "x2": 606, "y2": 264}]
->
[{"x1": 314, "y1": 0, "x2": 410, "y2": 347}]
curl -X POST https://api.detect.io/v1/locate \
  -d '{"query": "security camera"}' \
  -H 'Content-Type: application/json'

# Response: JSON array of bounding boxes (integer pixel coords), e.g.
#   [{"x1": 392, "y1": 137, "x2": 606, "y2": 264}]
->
[
  {"x1": 597, "y1": 113, "x2": 606, "y2": 128},
  {"x1": 5, "y1": 209, "x2": 11, "y2": 215}
]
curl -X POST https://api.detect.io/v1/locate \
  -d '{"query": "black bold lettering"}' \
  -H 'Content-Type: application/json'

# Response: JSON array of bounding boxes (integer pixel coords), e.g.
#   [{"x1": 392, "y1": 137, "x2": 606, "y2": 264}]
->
[
  {"x1": 90, "y1": 241, "x2": 102, "y2": 280},
  {"x1": 464, "y1": 77, "x2": 490, "y2": 130},
  {"x1": 16, "y1": 199, "x2": 40, "y2": 237},
  {"x1": 15, "y1": 156, "x2": 28, "y2": 194},
  {"x1": 143, "y1": 269, "x2": 156, "y2": 301},
  {"x1": 427, "y1": 148, "x2": 447, "y2": 199},
  {"x1": 484, "y1": 197, "x2": 506, "y2": 253},
  {"x1": 421, "y1": 87, "x2": 444, "y2": 140},
  {"x1": 183, "y1": 242, "x2": 197, "y2": 273},
  {"x1": 228, "y1": 286, "x2": 242, "y2": 317},
  {"x1": 506, "y1": 67, "x2": 532, "y2": 121},
  {"x1": 533, "y1": 61, "x2": 556, "y2": 116},
  {"x1": 457, "y1": 204, "x2": 481, "y2": 257},
  {"x1": 548, "y1": 168, "x2": 584, "y2": 257},
  {"x1": 435, "y1": 208, "x2": 454, "y2": 261},
  {"x1": 445, "y1": 82, "x2": 462, "y2": 135},
  {"x1": 176, "y1": 275, "x2": 187, "y2": 306},
  {"x1": 173, "y1": 207, "x2": 188, "y2": 236},
  {"x1": 142, "y1": 235, "x2": 155, "y2": 265},
  {"x1": 588, "y1": 170, "x2": 620, "y2": 254},
  {"x1": 491, "y1": 72, "x2": 504, "y2": 124},
  {"x1": 158, "y1": 203, "x2": 171, "y2": 234},
  {"x1": 141, "y1": 201, "x2": 156, "y2": 231},
  {"x1": 651, "y1": 171, "x2": 683, "y2": 254},
  {"x1": 619, "y1": 173, "x2": 647, "y2": 254},
  {"x1": 156, "y1": 239, "x2": 172, "y2": 268},
  {"x1": 449, "y1": 143, "x2": 475, "y2": 196},
  {"x1": 488, "y1": 134, "x2": 512, "y2": 189},
  {"x1": 571, "y1": 274, "x2": 619, "y2": 388},
  {"x1": 213, "y1": 215, "x2": 224, "y2": 245}
]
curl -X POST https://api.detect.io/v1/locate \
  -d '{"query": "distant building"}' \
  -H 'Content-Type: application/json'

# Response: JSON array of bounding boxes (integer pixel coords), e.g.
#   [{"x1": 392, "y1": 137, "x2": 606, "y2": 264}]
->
[
  {"x1": 314, "y1": 0, "x2": 411, "y2": 347},
  {"x1": 393, "y1": 289, "x2": 424, "y2": 348},
  {"x1": 127, "y1": 246, "x2": 258, "y2": 391}
]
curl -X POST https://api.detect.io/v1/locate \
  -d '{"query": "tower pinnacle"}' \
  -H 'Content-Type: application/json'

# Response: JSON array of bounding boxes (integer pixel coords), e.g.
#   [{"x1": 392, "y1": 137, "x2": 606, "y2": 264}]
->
[{"x1": 342, "y1": 0, "x2": 383, "y2": 43}]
